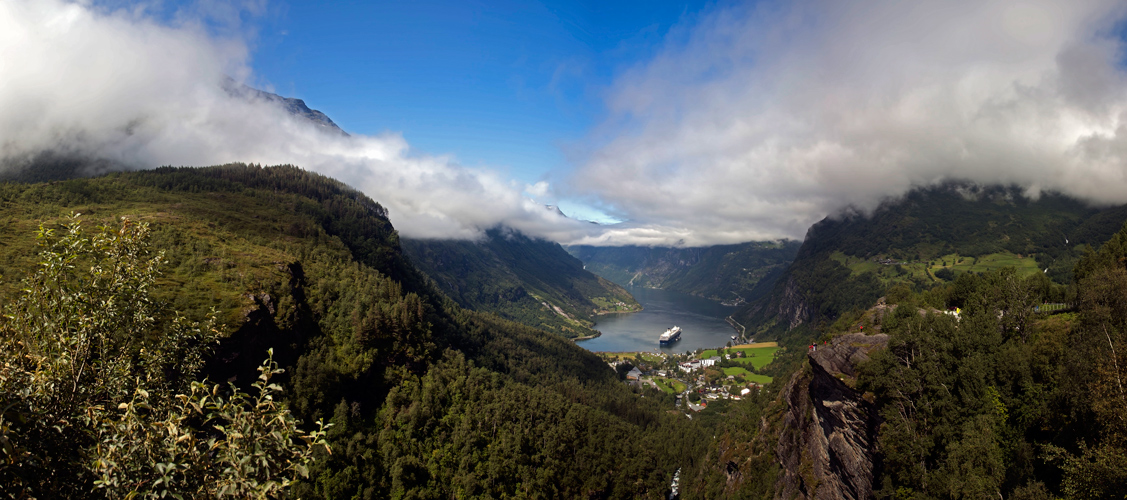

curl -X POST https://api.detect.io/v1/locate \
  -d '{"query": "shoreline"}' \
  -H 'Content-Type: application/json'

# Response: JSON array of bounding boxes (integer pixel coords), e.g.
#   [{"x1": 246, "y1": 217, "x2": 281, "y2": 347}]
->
[
  {"x1": 583, "y1": 287, "x2": 740, "y2": 352},
  {"x1": 586, "y1": 341, "x2": 778, "y2": 354},
  {"x1": 571, "y1": 331, "x2": 602, "y2": 342},
  {"x1": 725, "y1": 315, "x2": 746, "y2": 335},
  {"x1": 594, "y1": 306, "x2": 643, "y2": 316}
]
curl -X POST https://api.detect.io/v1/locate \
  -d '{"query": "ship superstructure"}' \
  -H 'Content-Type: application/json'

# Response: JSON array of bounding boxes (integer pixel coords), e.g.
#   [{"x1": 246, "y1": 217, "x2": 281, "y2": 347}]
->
[{"x1": 659, "y1": 326, "x2": 682, "y2": 345}]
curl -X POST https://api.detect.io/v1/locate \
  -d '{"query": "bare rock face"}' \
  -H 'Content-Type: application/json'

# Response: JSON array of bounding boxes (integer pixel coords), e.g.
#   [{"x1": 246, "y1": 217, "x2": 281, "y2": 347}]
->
[
  {"x1": 775, "y1": 333, "x2": 888, "y2": 500},
  {"x1": 206, "y1": 261, "x2": 316, "y2": 388},
  {"x1": 778, "y1": 276, "x2": 814, "y2": 330}
]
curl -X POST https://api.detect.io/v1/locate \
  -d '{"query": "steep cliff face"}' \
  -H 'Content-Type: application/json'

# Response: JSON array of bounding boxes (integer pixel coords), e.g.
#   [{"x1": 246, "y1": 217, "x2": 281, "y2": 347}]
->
[
  {"x1": 206, "y1": 261, "x2": 318, "y2": 388},
  {"x1": 777, "y1": 276, "x2": 814, "y2": 330},
  {"x1": 776, "y1": 333, "x2": 888, "y2": 500}
]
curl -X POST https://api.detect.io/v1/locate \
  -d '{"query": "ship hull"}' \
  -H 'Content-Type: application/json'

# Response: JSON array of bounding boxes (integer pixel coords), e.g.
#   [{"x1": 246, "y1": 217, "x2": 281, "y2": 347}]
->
[{"x1": 658, "y1": 328, "x2": 682, "y2": 345}]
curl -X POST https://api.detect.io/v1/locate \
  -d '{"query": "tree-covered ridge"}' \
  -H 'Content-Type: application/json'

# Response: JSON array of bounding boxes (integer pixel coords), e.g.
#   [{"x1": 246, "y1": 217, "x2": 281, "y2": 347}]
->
[
  {"x1": 737, "y1": 183, "x2": 1127, "y2": 338},
  {"x1": 795, "y1": 184, "x2": 1121, "y2": 281},
  {"x1": 0, "y1": 164, "x2": 717, "y2": 498},
  {"x1": 816, "y1": 219, "x2": 1127, "y2": 498},
  {"x1": 567, "y1": 240, "x2": 801, "y2": 306},
  {"x1": 403, "y1": 229, "x2": 640, "y2": 339}
]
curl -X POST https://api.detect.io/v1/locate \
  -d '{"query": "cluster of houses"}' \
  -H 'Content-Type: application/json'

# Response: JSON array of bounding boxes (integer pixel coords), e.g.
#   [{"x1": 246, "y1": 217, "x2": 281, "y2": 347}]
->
[
  {"x1": 677, "y1": 356, "x2": 721, "y2": 373},
  {"x1": 704, "y1": 385, "x2": 754, "y2": 401},
  {"x1": 609, "y1": 352, "x2": 767, "y2": 413},
  {"x1": 681, "y1": 384, "x2": 757, "y2": 412}
]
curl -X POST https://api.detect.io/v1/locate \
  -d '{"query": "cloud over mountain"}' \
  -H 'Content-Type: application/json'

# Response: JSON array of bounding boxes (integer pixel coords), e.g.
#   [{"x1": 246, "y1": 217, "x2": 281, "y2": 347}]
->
[
  {"x1": 9, "y1": 1, "x2": 1127, "y2": 247},
  {"x1": 0, "y1": 0, "x2": 587, "y2": 241},
  {"x1": 574, "y1": 0, "x2": 1127, "y2": 245}
]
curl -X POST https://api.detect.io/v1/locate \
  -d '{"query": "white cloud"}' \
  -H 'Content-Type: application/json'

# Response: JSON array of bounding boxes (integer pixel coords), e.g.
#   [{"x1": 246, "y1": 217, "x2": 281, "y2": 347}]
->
[
  {"x1": 524, "y1": 180, "x2": 551, "y2": 198},
  {"x1": 572, "y1": 0, "x2": 1127, "y2": 246},
  {"x1": 11, "y1": 1, "x2": 1127, "y2": 248},
  {"x1": 0, "y1": 0, "x2": 594, "y2": 242}
]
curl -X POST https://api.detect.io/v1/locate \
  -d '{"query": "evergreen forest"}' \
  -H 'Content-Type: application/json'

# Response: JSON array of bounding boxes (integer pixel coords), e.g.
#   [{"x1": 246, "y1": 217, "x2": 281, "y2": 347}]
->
[{"x1": 1, "y1": 165, "x2": 1126, "y2": 498}]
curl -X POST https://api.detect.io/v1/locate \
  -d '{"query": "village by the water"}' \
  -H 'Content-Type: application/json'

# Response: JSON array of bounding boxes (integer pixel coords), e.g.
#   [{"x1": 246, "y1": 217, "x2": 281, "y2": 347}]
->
[{"x1": 598, "y1": 329, "x2": 780, "y2": 413}]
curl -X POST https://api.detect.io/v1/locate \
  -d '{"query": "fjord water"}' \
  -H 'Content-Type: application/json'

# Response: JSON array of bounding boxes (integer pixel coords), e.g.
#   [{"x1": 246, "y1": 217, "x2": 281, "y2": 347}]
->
[{"x1": 577, "y1": 287, "x2": 738, "y2": 353}]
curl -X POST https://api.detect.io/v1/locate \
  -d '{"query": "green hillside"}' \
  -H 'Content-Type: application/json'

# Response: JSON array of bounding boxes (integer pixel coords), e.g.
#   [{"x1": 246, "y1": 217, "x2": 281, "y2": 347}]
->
[
  {"x1": 755, "y1": 244, "x2": 1127, "y2": 498},
  {"x1": 568, "y1": 240, "x2": 800, "y2": 305},
  {"x1": 0, "y1": 165, "x2": 719, "y2": 498},
  {"x1": 738, "y1": 184, "x2": 1127, "y2": 337},
  {"x1": 403, "y1": 230, "x2": 640, "y2": 339},
  {"x1": 799, "y1": 185, "x2": 1126, "y2": 281},
  {"x1": 10, "y1": 167, "x2": 1124, "y2": 498}
]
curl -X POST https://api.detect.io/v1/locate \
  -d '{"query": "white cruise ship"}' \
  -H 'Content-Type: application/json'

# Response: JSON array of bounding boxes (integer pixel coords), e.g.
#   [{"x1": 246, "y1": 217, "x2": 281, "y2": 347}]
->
[{"x1": 659, "y1": 326, "x2": 682, "y2": 345}]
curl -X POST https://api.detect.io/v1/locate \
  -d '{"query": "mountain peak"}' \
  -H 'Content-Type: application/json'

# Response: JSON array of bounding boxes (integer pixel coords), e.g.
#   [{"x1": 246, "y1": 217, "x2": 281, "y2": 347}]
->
[{"x1": 221, "y1": 77, "x2": 348, "y2": 136}]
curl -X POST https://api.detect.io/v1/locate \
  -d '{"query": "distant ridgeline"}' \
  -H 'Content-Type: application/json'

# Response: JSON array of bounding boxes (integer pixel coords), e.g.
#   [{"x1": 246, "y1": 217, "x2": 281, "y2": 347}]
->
[
  {"x1": 566, "y1": 240, "x2": 801, "y2": 306},
  {"x1": 0, "y1": 164, "x2": 712, "y2": 497},
  {"x1": 402, "y1": 229, "x2": 640, "y2": 339},
  {"x1": 738, "y1": 183, "x2": 1127, "y2": 338},
  {"x1": 0, "y1": 82, "x2": 344, "y2": 185}
]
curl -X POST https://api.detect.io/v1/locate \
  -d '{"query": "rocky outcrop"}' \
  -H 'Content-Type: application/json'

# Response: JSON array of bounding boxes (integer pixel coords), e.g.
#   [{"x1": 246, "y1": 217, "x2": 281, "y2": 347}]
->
[
  {"x1": 777, "y1": 276, "x2": 814, "y2": 330},
  {"x1": 205, "y1": 261, "x2": 318, "y2": 388},
  {"x1": 776, "y1": 333, "x2": 888, "y2": 500}
]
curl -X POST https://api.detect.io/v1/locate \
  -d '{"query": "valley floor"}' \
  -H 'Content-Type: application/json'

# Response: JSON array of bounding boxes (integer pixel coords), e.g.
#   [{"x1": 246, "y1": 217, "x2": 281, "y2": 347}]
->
[{"x1": 600, "y1": 343, "x2": 781, "y2": 412}]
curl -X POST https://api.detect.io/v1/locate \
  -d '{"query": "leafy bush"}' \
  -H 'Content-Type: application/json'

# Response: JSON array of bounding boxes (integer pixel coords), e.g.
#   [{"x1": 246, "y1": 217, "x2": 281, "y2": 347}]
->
[{"x1": 0, "y1": 215, "x2": 327, "y2": 498}]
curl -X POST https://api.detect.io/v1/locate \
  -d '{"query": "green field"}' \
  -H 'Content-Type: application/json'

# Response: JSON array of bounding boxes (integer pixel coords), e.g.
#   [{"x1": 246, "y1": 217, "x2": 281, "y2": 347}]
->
[
  {"x1": 668, "y1": 378, "x2": 686, "y2": 393},
  {"x1": 722, "y1": 366, "x2": 750, "y2": 377},
  {"x1": 728, "y1": 347, "x2": 780, "y2": 369},
  {"x1": 831, "y1": 250, "x2": 1043, "y2": 284},
  {"x1": 653, "y1": 377, "x2": 685, "y2": 394},
  {"x1": 722, "y1": 366, "x2": 773, "y2": 385},
  {"x1": 600, "y1": 352, "x2": 666, "y2": 364},
  {"x1": 743, "y1": 373, "x2": 773, "y2": 384},
  {"x1": 700, "y1": 346, "x2": 779, "y2": 369},
  {"x1": 934, "y1": 252, "x2": 1042, "y2": 276}
]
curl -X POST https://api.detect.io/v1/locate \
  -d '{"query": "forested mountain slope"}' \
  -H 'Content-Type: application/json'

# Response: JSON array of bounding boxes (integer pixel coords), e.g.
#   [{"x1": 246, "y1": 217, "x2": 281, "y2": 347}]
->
[
  {"x1": 765, "y1": 221, "x2": 1127, "y2": 498},
  {"x1": 0, "y1": 164, "x2": 715, "y2": 498},
  {"x1": 9, "y1": 166, "x2": 1124, "y2": 499},
  {"x1": 567, "y1": 240, "x2": 800, "y2": 306},
  {"x1": 403, "y1": 230, "x2": 640, "y2": 339},
  {"x1": 739, "y1": 184, "x2": 1127, "y2": 337}
]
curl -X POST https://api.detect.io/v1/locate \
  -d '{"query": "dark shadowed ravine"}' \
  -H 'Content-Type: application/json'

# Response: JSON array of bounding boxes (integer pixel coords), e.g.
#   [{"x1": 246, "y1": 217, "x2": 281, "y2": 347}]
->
[{"x1": 576, "y1": 286, "x2": 739, "y2": 353}]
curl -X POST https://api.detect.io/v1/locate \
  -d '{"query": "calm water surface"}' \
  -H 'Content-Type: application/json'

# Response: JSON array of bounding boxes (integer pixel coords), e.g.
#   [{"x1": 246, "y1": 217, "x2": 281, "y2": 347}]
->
[{"x1": 577, "y1": 287, "x2": 738, "y2": 353}]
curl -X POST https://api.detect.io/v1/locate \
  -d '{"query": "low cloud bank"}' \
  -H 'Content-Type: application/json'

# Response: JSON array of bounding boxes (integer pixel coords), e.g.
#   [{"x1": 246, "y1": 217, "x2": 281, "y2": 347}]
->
[
  {"x1": 0, "y1": 0, "x2": 590, "y2": 242},
  {"x1": 10, "y1": 1, "x2": 1127, "y2": 247},
  {"x1": 575, "y1": 0, "x2": 1127, "y2": 245}
]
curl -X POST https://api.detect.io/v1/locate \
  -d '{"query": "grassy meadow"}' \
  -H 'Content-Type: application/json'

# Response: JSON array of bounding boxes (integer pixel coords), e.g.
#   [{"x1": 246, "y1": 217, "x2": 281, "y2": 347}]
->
[
  {"x1": 830, "y1": 250, "x2": 1043, "y2": 285},
  {"x1": 700, "y1": 345, "x2": 780, "y2": 370}
]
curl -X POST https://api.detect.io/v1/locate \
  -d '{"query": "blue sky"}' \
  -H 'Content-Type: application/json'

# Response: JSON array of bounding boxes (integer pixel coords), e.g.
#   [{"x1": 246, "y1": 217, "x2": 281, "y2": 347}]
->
[
  {"x1": 248, "y1": 1, "x2": 715, "y2": 192},
  {"x1": 8, "y1": 0, "x2": 1127, "y2": 245}
]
